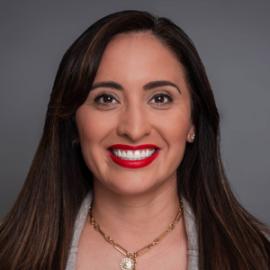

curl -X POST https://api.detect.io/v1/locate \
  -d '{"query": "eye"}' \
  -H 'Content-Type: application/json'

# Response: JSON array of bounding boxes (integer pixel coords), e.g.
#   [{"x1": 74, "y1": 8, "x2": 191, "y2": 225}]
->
[
  {"x1": 94, "y1": 94, "x2": 119, "y2": 105},
  {"x1": 149, "y1": 93, "x2": 173, "y2": 105}
]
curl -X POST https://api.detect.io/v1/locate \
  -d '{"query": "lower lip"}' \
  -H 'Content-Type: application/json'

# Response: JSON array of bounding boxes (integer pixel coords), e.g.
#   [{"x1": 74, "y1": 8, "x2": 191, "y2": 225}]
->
[{"x1": 108, "y1": 150, "x2": 160, "y2": 169}]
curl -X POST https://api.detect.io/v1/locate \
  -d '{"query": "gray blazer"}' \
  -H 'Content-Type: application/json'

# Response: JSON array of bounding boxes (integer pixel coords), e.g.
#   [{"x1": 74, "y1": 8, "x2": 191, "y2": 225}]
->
[{"x1": 65, "y1": 192, "x2": 199, "y2": 270}]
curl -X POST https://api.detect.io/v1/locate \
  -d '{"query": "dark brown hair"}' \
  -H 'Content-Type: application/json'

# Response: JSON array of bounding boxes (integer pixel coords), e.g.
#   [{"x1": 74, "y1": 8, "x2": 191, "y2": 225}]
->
[{"x1": 0, "y1": 10, "x2": 269, "y2": 270}]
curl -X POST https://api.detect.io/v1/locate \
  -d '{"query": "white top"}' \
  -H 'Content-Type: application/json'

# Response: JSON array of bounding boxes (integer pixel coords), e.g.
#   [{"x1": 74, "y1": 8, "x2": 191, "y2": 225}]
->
[{"x1": 65, "y1": 192, "x2": 199, "y2": 270}]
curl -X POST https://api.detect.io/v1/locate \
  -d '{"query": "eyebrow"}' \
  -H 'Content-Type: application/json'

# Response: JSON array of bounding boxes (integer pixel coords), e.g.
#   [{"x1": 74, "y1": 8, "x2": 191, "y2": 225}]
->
[{"x1": 90, "y1": 80, "x2": 181, "y2": 94}]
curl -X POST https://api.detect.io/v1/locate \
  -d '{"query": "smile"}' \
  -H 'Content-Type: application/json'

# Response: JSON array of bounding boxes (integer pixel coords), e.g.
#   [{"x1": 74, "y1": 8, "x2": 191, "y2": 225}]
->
[
  {"x1": 108, "y1": 144, "x2": 160, "y2": 169},
  {"x1": 112, "y1": 149, "x2": 156, "y2": 160}
]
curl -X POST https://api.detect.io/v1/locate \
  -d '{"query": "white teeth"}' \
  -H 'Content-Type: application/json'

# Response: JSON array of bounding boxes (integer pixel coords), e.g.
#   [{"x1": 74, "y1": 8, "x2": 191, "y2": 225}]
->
[{"x1": 112, "y1": 149, "x2": 156, "y2": 160}]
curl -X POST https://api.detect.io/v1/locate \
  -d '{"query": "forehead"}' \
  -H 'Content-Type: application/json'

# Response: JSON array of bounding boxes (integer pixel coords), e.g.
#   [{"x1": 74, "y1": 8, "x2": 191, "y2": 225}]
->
[{"x1": 93, "y1": 32, "x2": 186, "y2": 84}]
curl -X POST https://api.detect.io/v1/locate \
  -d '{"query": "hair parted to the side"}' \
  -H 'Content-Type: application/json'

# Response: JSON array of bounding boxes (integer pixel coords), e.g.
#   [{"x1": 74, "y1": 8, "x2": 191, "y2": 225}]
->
[{"x1": 0, "y1": 10, "x2": 269, "y2": 270}]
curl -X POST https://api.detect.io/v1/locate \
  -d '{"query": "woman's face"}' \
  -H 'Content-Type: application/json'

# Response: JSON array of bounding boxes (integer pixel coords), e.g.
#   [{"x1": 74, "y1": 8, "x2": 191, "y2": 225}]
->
[{"x1": 76, "y1": 32, "x2": 194, "y2": 196}]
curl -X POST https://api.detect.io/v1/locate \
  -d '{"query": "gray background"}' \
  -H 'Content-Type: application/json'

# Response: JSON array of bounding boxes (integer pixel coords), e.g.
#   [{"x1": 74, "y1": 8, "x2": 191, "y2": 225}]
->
[{"x1": 0, "y1": 0, "x2": 269, "y2": 224}]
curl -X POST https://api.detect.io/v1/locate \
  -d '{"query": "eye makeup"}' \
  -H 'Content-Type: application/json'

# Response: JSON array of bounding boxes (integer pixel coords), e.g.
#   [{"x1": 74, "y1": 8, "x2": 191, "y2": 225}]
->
[{"x1": 88, "y1": 88, "x2": 177, "y2": 110}]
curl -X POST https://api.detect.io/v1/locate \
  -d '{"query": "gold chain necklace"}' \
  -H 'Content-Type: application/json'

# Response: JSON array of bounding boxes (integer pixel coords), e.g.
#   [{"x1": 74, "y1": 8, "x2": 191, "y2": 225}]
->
[{"x1": 88, "y1": 199, "x2": 183, "y2": 270}]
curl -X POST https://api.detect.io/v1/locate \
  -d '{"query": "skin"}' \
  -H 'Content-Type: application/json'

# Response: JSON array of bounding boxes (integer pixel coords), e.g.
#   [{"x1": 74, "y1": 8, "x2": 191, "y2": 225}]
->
[{"x1": 75, "y1": 31, "x2": 194, "y2": 269}]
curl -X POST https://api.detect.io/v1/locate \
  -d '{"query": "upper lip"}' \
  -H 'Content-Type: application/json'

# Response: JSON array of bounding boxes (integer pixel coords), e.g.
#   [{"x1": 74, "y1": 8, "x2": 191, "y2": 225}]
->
[{"x1": 108, "y1": 144, "x2": 159, "y2": 150}]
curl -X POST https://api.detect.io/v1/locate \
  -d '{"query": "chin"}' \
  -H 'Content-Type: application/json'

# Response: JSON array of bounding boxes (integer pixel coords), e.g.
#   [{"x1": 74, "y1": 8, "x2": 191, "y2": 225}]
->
[{"x1": 98, "y1": 174, "x2": 170, "y2": 198}]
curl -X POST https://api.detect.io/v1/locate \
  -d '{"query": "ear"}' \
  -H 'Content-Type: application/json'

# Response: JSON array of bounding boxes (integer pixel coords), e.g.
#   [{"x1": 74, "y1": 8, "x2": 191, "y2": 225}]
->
[{"x1": 186, "y1": 125, "x2": 196, "y2": 143}]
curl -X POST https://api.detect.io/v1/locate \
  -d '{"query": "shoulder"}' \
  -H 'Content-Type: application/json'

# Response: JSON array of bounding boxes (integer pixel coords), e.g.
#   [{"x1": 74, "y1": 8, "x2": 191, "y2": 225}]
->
[
  {"x1": 182, "y1": 198, "x2": 199, "y2": 270},
  {"x1": 66, "y1": 192, "x2": 92, "y2": 270}
]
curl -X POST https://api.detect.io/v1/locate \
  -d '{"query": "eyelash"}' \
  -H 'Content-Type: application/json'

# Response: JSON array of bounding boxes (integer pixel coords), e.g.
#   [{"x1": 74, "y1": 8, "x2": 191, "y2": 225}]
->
[
  {"x1": 94, "y1": 94, "x2": 118, "y2": 105},
  {"x1": 150, "y1": 93, "x2": 173, "y2": 104},
  {"x1": 93, "y1": 93, "x2": 173, "y2": 106}
]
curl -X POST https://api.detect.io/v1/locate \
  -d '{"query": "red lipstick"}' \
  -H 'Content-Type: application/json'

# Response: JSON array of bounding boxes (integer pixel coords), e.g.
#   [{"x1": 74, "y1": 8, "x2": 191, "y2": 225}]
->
[
  {"x1": 109, "y1": 144, "x2": 159, "y2": 150},
  {"x1": 108, "y1": 144, "x2": 160, "y2": 169}
]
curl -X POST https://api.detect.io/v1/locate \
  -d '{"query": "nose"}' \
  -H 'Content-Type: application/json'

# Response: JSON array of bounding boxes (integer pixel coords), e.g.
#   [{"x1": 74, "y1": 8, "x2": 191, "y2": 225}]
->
[{"x1": 117, "y1": 103, "x2": 151, "y2": 142}]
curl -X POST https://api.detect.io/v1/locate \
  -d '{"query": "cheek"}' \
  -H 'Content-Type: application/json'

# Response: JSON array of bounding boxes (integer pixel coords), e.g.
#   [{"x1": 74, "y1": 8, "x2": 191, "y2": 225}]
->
[
  {"x1": 152, "y1": 108, "x2": 192, "y2": 169},
  {"x1": 75, "y1": 106, "x2": 113, "y2": 174},
  {"x1": 153, "y1": 108, "x2": 192, "y2": 143},
  {"x1": 75, "y1": 107, "x2": 103, "y2": 165},
  {"x1": 166, "y1": 116, "x2": 190, "y2": 139},
  {"x1": 76, "y1": 106, "x2": 110, "y2": 145}
]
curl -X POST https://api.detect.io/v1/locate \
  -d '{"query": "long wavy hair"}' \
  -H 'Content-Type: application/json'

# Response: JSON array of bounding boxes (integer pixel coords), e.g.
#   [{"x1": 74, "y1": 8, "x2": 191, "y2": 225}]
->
[{"x1": 0, "y1": 10, "x2": 269, "y2": 270}]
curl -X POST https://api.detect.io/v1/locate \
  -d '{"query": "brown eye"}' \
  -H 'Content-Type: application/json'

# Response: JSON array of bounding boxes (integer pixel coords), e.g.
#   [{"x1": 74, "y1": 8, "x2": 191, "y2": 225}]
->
[
  {"x1": 150, "y1": 93, "x2": 173, "y2": 104},
  {"x1": 94, "y1": 94, "x2": 118, "y2": 105}
]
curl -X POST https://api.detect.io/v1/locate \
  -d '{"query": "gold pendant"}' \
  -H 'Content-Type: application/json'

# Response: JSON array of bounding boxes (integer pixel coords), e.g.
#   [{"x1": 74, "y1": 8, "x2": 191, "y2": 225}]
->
[{"x1": 119, "y1": 255, "x2": 136, "y2": 270}]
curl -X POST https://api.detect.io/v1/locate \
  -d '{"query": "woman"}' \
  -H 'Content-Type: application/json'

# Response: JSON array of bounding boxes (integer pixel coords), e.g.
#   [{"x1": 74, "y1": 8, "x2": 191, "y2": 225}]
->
[{"x1": 0, "y1": 10, "x2": 269, "y2": 270}]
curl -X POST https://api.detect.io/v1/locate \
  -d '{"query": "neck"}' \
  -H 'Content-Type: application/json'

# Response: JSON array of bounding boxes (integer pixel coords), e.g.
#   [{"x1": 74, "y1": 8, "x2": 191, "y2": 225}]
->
[{"x1": 90, "y1": 177, "x2": 186, "y2": 251}]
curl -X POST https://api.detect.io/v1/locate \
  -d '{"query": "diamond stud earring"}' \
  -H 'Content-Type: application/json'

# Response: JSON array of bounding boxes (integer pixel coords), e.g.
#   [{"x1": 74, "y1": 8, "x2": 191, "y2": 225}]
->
[{"x1": 189, "y1": 133, "x2": 195, "y2": 142}]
